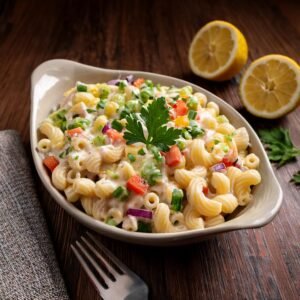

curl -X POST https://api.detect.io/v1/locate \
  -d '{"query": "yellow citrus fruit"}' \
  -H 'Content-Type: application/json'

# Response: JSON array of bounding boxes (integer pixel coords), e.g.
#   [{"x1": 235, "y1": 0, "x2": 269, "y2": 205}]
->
[
  {"x1": 188, "y1": 20, "x2": 248, "y2": 81},
  {"x1": 240, "y1": 54, "x2": 300, "y2": 119}
]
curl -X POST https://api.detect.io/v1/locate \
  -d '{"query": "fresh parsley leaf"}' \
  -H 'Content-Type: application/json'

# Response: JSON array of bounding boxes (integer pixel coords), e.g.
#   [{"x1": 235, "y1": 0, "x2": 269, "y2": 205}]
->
[
  {"x1": 111, "y1": 119, "x2": 123, "y2": 132},
  {"x1": 124, "y1": 97, "x2": 182, "y2": 151},
  {"x1": 124, "y1": 114, "x2": 147, "y2": 145},
  {"x1": 291, "y1": 171, "x2": 300, "y2": 185},
  {"x1": 259, "y1": 128, "x2": 300, "y2": 167}
]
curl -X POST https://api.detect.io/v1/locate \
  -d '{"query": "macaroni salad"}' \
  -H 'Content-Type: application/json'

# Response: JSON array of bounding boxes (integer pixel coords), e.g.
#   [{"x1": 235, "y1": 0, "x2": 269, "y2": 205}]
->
[{"x1": 37, "y1": 76, "x2": 261, "y2": 233}]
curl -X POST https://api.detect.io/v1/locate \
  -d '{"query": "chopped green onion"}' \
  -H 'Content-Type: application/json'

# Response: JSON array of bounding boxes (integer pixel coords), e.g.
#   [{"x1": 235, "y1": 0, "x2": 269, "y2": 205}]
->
[
  {"x1": 145, "y1": 80, "x2": 154, "y2": 88},
  {"x1": 106, "y1": 218, "x2": 117, "y2": 226},
  {"x1": 171, "y1": 189, "x2": 184, "y2": 211},
  {"x1": 67, "y1": 118, "x2": 91, "y2": 130},
  {"x1": 50, "y1": 109, "x2": 67, "y2": 131},
  {"x1": 182, "y1": 129, "x2": 192, "y2": 140},
  {"x1": 59, "y1": 146, "x2": 73, "y2": 158},
  {"x1": 137, "y1": 221, "x2": 152, "y2": 233},
  {"x1": 140, "y1": 88, "x2": 153, "y2": 103},
  {"x1": 86, "y1": 108, "x2": 97, "y2": 113},
  {"x1": 188, "y1": 110, "x2": 197, "y2": 120},
  {"x1": 112, "y1": 186, "x2": 129, "y2": 199},
  {"x1": 77, "y1": 84, "x2": 87, "y2": 92},
  {"x1": 92, "y1": 135, "x2": 106, "y2": 146},
  {"x1": 177, "y1": 140, "x2": 186, "y2": 151},
  {"x1": 150, "y1": 146, "x2": 162, "y2": 162},
  {"x1": 99, "y1": 85, "x2": 110, "y2": 99},
  {"x1": 128, "y1": 153, "x2": 136, "y2": 162},
  {"x1": 96, "y1": 99, "x2": 107, "y2": 109},
  {"x1": 138, "y1": 148, "x2": 146, "y2": 155},
  {"x1": 189, "y1": 126, "x2": 205, "y2": 138},
  {"x1": 187, "y1": 96, "x2": 198, "y2": 110},
  {"x1": 74, "y1": 155, "x2": 79, "y2": 160},
  {"x1": 111, "y1": 119, "x2": 123, "y2": 132},
  {"x1": 141, "y1": 162, "x2": 162, "y2": 186},
  {"x1": 214, "y1": 139, "x2": 220, "y2": 145},
  {"x1": 118, "y1": 80, "x2": 127, "y2": 91}
]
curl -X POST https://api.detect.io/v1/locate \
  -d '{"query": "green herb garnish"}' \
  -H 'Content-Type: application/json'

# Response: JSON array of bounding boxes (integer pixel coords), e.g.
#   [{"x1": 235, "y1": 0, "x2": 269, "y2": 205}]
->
[
  {"x1": 76, "y1": 84, "x2": 87, "y2": 92},
  {"x1": 259, "y1": 127, "x2": 300, "y2": 167},
  {"x1": 112, "y1": 186, "x2": 129, "y2": 199},
  {"x1": 128, "y1": 153, "x2": 136, "y2": 162},
  {"x1": 171, "y1": 189, "x2": 184, "y2": 211},
  {"x1": 124, "y1": 97, "x2": 182, "y2": 151},
  {"x1": 138, "y1": 148, "x2": 146, "y2": 156},
  {"x1": 96, "y1": 99, "x2": 107, "y2": 109},
  {"x1": 291, "y1": 171, "x2": 300, "y2": 185},
  {"x1": 111, "y1": 119, "x2": 123, "y2": 132}
]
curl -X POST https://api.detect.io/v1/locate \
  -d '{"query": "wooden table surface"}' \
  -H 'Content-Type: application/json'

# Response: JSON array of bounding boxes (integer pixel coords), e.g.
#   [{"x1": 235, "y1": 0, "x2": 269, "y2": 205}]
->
[{"x1": 1, "y1": 0, "x2": 299, "y2": 299}]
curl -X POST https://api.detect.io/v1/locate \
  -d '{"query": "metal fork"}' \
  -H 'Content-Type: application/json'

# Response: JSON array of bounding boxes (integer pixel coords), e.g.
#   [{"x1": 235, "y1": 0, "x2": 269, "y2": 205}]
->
[{"x1": 71, "y1": 232, "x2": 148, "y2": 300}]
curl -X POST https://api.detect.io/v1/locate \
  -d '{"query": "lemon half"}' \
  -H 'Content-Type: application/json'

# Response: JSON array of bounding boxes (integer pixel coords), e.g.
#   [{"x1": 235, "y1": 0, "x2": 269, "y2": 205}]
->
[
  {"x1": 189, "y1": 20, "x2": 248, "y2": 81},
  {"x1": 240, "y1": 54, "x2": 300, "y2": 119}
]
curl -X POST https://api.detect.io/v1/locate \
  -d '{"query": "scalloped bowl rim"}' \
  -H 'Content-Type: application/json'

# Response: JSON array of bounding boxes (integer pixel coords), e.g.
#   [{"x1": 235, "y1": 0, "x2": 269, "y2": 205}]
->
[{"x1": 30, "y1": 59, "x2": 283, "y2": 246}]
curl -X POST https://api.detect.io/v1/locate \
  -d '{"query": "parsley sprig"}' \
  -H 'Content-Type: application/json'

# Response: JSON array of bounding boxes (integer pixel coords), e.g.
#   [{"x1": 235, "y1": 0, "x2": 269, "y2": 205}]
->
[
  {"x1": 258, "y1": 127, "x2": 300, "y2": 167},
  {"x1": 291, "y1": 171, "x2": 300, "y2": 185},
  {"x1": 124, "y1": 97, "x2": 181, "y2": 151}
]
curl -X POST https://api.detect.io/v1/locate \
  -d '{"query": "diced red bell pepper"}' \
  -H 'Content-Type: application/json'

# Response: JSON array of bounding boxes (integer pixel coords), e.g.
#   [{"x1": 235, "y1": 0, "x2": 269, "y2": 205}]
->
[
  {"x1": 173, "y1": 100, "x2": 188, "y2": 116},
  {"x1": 133, "y1": 78, "x2": 145, "y2": 88},
  {"x1": 66, "y1": 127, "x2": 83, "y2": 137},
  {"x1": 127, "y1": 175, "x2": 149, "y2": 195},
  {"x1": 43, "y1": 156, "x2": 59, "y2": 172},
  {"x1": 106, "y1": 129, "x2": 124, "y2": 141},
  {"x1": 165, "y1": 145, "x2": 182, "y2": 167}
]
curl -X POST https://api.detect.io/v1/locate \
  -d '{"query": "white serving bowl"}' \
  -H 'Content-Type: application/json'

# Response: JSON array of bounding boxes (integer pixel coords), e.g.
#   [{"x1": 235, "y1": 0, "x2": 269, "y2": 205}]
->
[{"x1": 30, "y1": 59, "x2": 282, "y2": 246}]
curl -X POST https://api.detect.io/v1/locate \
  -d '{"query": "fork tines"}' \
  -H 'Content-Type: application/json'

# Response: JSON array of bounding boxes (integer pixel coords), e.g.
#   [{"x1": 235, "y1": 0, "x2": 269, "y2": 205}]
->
[{"x1": 71, "y1": 232, "x2": 148, "y2": 299}]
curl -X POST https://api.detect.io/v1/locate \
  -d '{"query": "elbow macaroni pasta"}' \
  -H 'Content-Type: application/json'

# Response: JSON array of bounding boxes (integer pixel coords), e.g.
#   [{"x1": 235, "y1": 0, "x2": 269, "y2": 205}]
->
[{"x1": 37, "y1": 78, "x2": 262, "y2": 233}]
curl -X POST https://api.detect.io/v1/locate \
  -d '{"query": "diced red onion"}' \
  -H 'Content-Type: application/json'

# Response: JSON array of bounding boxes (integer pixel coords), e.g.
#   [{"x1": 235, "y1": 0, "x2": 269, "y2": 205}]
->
[
  {"x1": 102, "y1": 123, "x2": 111, "y2": 133},
  {"x1": 127, "y1": 208, "x2": 153, "y2": 219},
  {"x1": 126, "y1": 75, "x2": 134, "y2": 84},
  {"x1": 210, "y1": 162, "x2": 226, "y2": 172},
  {"x1": 107, "y1": 79, "x2": 120, "y2": 85}
]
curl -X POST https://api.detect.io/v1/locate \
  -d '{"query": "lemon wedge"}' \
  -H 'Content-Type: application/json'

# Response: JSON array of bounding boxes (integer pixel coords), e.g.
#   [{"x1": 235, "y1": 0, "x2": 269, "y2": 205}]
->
[
  {"x1": 188, "y1": 20, "x2": 248, "y2": 81},
  {"x1": 240, "y1": 55, "x2": 300, "y2": 119}
]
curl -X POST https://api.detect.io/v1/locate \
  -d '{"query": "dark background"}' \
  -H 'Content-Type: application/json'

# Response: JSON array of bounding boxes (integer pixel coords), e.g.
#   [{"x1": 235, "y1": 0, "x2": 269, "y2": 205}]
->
[{"x1": 0, "y1": 0, "x2": 299, "y2": 299}]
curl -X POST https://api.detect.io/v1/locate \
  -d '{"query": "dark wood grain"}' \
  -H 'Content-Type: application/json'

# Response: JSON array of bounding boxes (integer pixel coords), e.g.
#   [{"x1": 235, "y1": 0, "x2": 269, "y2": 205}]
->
[{"x1": 1, "y1": 0, "x2": 299, "y2": 299}]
